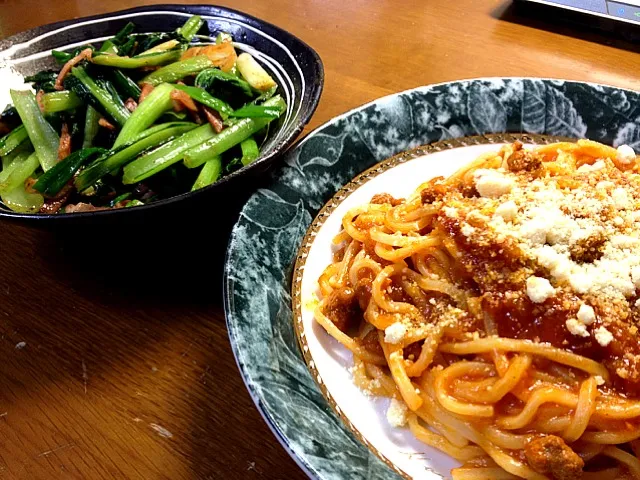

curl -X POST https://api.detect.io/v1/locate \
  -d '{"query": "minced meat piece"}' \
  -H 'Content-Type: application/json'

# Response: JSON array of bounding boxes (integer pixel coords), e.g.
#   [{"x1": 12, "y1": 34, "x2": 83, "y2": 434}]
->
[
  {"x1": 420, "y1": 176, "x2": 447, "y2": 204},
  {"x1": 524, "y1": 435, "x2": 583, "y2": 480},
  {"x1": 569, "y1": 233, "x2": 606, "y2": 264},
  {"x1": 323, "y1": 287, "x2": 359, "y2": 333},
  {"x1": 371, "y1": 193, "x2": 403, "y2": 206},
  {"x1": 507, "y1": 141, "x2": 543, "y2": 173}
]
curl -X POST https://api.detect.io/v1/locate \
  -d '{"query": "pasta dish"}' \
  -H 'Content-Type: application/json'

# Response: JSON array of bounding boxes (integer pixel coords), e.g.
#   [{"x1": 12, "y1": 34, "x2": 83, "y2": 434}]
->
[{"x1": 314, "y1": 140, "x2": 640, "y2": 479}]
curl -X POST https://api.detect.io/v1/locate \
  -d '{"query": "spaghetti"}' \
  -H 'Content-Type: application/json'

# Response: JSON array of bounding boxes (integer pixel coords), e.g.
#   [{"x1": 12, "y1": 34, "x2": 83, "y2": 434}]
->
[{"x1": 313, "y1": 140, "x2": 640, "y2": 479}]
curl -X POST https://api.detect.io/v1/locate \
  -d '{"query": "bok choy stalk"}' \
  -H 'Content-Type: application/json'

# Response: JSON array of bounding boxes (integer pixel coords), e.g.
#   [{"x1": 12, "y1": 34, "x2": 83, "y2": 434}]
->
[
  {"x1": 141, "y1": 56, "x2": 214, "y2": 86},
  {"x1": 191, "y1": 156, "x2": 222, "y2": 191},
  {"x1": 122, "y1": 123, "x2": 216, "y2": 184},
  {"x1": 0, "y1": 151, "x2": 40, "y2": 195},
  {"x1": 10, "y1": 89, "x2": 59, "y2": 171},
  {"x1": 183, "y1": 95, "x2": 285, "y2": 169},
  {"x1": 92, "y1": 50, "x2": 182, "y2": 69},
  {"x1": 113, "y1": 83, "x2": 175, "y2": 148},
  {"x1": 140, "y1": 40, "x2": 181, "y2": 55},
  {"x1": 107, "y1": 69, "x2": 142, "y2": 100},
  {"x1": 1, "y1": 184, "x2": 44, "y2": 213},
  {"x1": 76, "y1": 122, "x2": 197, "y2": 190},
  {"x1": 40, "y1": 91, "x2": 83, "y2": 114},
  {"x1": 177, "y1": 15, "x2": 204, "y2": 41},
  {"x1": 230, "y1": 104, "x2": 281, "y2": 119},
  {"x1": 2, "y1": 142, "x2": 33, "y2": 168},
  {"x1": 82, "y1": 106, "x2": 101, "y2": 148},
  {"x1": 240, "y1": 137, "x2": 259, "y2": 166},
  {"x1": 0, "y1": 124, "x2": 29, "y2": 156},
  {"x1": 236, "y1": 53, "x2": 277, "y2": 92}
]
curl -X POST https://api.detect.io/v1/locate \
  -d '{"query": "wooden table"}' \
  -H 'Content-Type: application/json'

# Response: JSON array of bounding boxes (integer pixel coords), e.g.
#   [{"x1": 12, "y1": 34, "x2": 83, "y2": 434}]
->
[{"x1": 0, "y1": 1, "x2": 638, "y2": 478}]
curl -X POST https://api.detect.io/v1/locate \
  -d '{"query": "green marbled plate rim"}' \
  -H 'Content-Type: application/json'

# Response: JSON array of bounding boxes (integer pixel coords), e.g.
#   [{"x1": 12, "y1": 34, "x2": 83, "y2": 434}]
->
[{"x1": 223, "y1": 77, "x2": 640, "y2": 480}]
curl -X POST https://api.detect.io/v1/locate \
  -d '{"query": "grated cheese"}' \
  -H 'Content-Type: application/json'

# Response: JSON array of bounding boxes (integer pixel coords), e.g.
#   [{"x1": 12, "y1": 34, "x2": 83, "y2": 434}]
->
[
  {"x1": 494, "y1": 200, "x2": 518, "y2": 222},
  {"x1": 519, "y1": 218, "x2": 548, "y2": 245},
  {"x1": 566, "y1": 319, "x2": 590, "y2": 337},
  {"x1": 464, "y1": 168, "x2": 640, "y2": 301},
  {"x1": 617, "y1": 144, "x2": 636, "y2": 164},
  {"x1": 594, "y1": 326, "x2": 614, "y2": 347},
  {"x1": 577, "y1": 160, "x2": 606, "y2": 173},
  {"x1": 461, "y1": 223, "x2": 476, "y2": 237},
  {"x1": 612, "y1": 188, "x2": 631, "y2": 210},
  {"x1": 384, "y1": 322, "x2": 407, "y2": 344},
  {"x1": 386, "y1": 398, "x2": 408, "y2": 427},
  {"x1": 596, "y1": 180, "x2": 615, "y2": 191},
  {"x1": 473, "y1": 169, "x2": 515, "y2": 198},
  {"x1": 526, "y1": 276, "x2": 555, "y2": 303},
  {"x1": 443, "y1": 206, "x2": 459, "y2": 219},
  {"x1": 577, "y1": 304, "x2": 596, "y2": 325}
]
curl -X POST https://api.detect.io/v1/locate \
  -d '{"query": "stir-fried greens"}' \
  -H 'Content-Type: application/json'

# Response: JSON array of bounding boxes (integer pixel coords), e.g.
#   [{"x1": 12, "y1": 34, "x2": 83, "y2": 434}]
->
[{"x1": 0, "y1": 16, "x2": 286, "y2": 214}]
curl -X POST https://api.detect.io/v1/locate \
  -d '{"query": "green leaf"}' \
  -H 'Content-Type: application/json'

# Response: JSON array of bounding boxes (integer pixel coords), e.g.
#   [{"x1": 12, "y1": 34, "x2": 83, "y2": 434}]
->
[{"x1": 231, "y1": 104, "x2": 281, "y2": 119}]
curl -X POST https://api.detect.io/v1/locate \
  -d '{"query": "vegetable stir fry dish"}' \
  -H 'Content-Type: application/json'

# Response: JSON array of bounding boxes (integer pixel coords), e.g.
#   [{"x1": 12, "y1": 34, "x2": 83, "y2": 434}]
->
[{"x1": 0, "y1": 16, "x2": 286, "y2": 213}]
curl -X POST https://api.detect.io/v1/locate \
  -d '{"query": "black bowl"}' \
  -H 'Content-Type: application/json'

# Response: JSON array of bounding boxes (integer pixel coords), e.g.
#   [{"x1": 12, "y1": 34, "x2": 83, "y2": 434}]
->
[{"x1": 0, "y1": 4, "x2": 324, "y2": 226}]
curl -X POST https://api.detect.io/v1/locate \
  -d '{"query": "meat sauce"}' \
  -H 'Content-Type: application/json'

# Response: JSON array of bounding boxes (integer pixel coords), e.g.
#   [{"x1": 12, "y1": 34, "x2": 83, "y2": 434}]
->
[{"x1": 441, "y1": 215, "x2": 640, "y2": 396}]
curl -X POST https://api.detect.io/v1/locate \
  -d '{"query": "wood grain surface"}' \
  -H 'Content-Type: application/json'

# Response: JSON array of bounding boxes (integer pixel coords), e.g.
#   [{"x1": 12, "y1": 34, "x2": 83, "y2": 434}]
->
[{"x1": 0, "y1": 1, "x2": 638, "y2": 478}]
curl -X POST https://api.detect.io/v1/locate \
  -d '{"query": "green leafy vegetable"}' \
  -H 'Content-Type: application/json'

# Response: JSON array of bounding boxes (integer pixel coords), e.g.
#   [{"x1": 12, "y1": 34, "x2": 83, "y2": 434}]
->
[
  {"x1": 34, "y1": 148, "x2": 105, "y2": 196},
  {"x1": 183, "y1": 95, "x2": 285, "y2": 169},
  {"x1": 1, "y1": 184, "x2": 43, "y2": 213},
  {"x1": 0, "y1": 124, "x2": 29, "y2": 157},
  {"x1": 92, "y1": 50, "x2": 181, "y2": 69},
  {"x1": 141, "y1": 55, "x2": 214, "y2": 86},
  {"x1": 0, "y1": 151, "x2": 40, "y2": 195},
  {"x1": 240, "y1": 137, "x2": 260, "y2": 166},
  {"x1": 76, "y1": 122, "x2": 196, "y2": 190},
  {"x1": 107, "y1": 69, "x2": 142, "y2": 100},
  {"x1": 177, "y1": 15, "x2": 204, "y2": 42},
  {"x1": 113, "y1": 22, "x2": 136, "y2": 45},
  {"x1": 122, "y1": 124, "x2": 216, "y2": 184},
  {"x1": 24, "y1": 71, "x2": 58, "y2": 93},
  {"x1": 169, "y1": 84, "x2": 233, "y2": 118},
  {"x1": 40, "y1": 91, "x2": 83, "y2": 114},
  {"x1": 195, "y1": 68, "x2": 254, "y2": 99},
  {"x1": 113, "y1": 83, "x2": 175, "y2": 148},
  {"x1": 10, "y1": 89, "x2": 59, "y2": 171},
  {"x1": 51, "y1": 45, "x2": 95, "y2": 64},
  {"x1": 230, "y1": 104, "x2": 281, "y2": 119},
  {"x1": 192, "y1": 156, "x2": 222, "y2": 191},
  {"x1": 82, "y1": 106, "x2": 101, "y2": 149},
  {"x1": 0, "y1": 16, "x2": 286, "y2": 214},
  {"x1": 98, "y1": 40, "x2": 118, "y2": 55},
  {"x1": 66, "y1": 67, "x2": 130, "y2": 127}
]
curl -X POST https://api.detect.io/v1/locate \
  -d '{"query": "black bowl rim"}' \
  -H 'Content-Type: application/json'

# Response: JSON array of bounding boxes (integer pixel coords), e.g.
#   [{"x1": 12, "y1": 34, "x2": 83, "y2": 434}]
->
[{"x1": 0, "y1": 4, "x2": 324, "y2": 222}]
